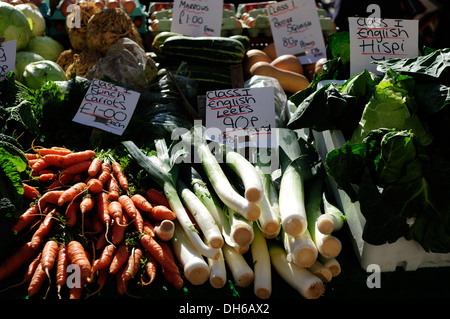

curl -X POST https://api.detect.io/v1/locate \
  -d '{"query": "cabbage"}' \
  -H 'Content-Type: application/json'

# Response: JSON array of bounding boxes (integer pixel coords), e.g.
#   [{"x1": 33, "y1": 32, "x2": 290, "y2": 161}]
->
[
  {"x1": 23, "y1": 60, "x2": 67, "y2": 90},
  {"x1": 15, "y1": 3, "x2": 46, "y2": 37},
  {"x1": 14, "y1": 51, "x2": 45, "y2": 83},
  {"x1": 0, "y1": 2, "x2": 32, "y2": 50},
  {"x1": 26, "y1": 36, "x2": 64, "y2": 62}
]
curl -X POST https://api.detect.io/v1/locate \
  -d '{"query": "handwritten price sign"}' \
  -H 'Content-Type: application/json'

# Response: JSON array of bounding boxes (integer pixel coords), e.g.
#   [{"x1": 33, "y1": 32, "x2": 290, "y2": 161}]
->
[
  {"x1": 267, "y1": 0, "x2": 326, "y2": 64},
  {"x1": 349, "y1": 17, "x2": 419, "y2": 76},
  {"x1": 205, "y1": 87, "x2": 276, "y2": 148},
  {"x1": 72, "y1": 79, "x2": 140, "y2": 136},
  {"x1": 0, "y1": 40, "x2": 17, "y2": 81},
  {"x1": 171, "y1": 0, "x2": 223, "y2": 36}
]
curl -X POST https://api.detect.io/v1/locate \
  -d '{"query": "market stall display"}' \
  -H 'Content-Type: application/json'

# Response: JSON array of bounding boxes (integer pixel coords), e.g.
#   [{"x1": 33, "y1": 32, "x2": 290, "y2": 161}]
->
[{"x1": 0, "y1": 0, "x2": 449, "y2": 303}]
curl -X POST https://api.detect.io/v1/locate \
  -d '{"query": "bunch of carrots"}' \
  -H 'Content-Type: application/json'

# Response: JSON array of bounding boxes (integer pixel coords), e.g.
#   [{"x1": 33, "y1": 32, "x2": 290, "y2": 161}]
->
[{"x1": 0, "y1": 145, "x2": 184, "y2": 299}]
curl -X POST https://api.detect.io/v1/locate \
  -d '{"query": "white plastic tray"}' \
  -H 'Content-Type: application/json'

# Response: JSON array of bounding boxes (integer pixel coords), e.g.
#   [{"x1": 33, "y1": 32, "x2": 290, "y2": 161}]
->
[{"x1": 313, "y1": 129, "x2": 450, "y2": 272}]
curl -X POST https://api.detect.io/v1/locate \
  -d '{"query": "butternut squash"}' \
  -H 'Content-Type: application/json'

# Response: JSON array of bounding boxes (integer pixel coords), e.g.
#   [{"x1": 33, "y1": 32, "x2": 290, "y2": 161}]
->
[
  {"x1": 270, "y1": 54, "x2": 304, "y2": 75},
  {"x1": 244, "y1": 49, "x2": 273, "y2": 76},
  {"x1": 262, "y1": 42, "x2": 277, "y2": 60},
  {"x1": 250, "y1": 61, "x2": 310, "y2": 93}
]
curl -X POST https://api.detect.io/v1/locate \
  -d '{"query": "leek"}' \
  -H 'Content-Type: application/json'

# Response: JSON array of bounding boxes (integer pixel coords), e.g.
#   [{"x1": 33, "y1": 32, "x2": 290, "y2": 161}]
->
[
  {"x1": 250, "y1": 224, "x2": 272, "y2": 299},
  {"x1": 317, "y1": 191, "x2": 346, "y2": 234}
]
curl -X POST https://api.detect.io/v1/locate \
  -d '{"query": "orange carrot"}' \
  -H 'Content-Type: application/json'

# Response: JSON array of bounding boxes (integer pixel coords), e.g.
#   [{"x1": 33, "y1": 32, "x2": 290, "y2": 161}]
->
[
  {"x1": 112, "y1": 213, "x2": 130, "y2": 245},
  {"x1": 98, "y1": 162, "x2": 112, "y2": 184},
  {"x1": 108, "y1": 200, "x2": 123, "y2": 225},
  {"x1": 147, "y1": 205, "x2": 176, "y2": 221},
  {"x1": 119, "y1": 195, "x2": 143, "y2": 233},
  {"x1": 56, "y1": 244, "x2": 68, "y2": 299},
  {"x1": 31, "y1": 158, "x2": 50, "y2": 176},
  {"x1": 163, "y1": 269, "x2": 184, "y2": 290},
  {"x1": 109, "y1": 243, "x2": 129, "y2": 275},
  {"x1": 140, "y1": 234, "x2": 179, "y2": 274},
  {"x1": 86, "y1": 178, "x2": 103, "y2": 194},
  {"x1": 40, "y1": 240, "x2": 59, "y2": 296},
  {"x1": 112, "y1": 161, "x2": 129, "y2": 193},
  {"x1": 67, "y1": 240, "x2": 92, "y2": 285},
  {"x1": 69, "y1": 286, "x2": 83, "y2": 299},
  {"x1": 107, "y1": 173, "x2": 120, "y2": 201},
  {"x1": 38, "y1": 190, "x2": 64, "y2": 208},
  {"x1": 116, "y1": 266, "x2": 128, "y2": 295},
  {"x1": 88, "y1": 157, "x2": 103, "y2": 177},
  {"x1": 59, "y1": 150, "x2": 96, "y2": 168},
  {"x1": 92, "y1": 244, "x2": 117, "y2": 272},
  {"x1": 42, "y1": 154, "x2": 64, "y2": 167},
  {"x1": 131, "y1": 194, "x2": 153, "y2": 213},
  {"x1": 65, "y1": 198, "x2": 80, "y2": 227},
  {"x1": 11, "y1": 204, "x2": 40, "y2": 234},
  {"x1": 36, "y1": 147, "x2": 72, "y2": 157},
  {"x1": 80, "y1": 195, "x2": 94, "y2": 214},
  {"x1": 146, "y1": 188, "x2": 170, "y2": 207},
  {"x1": 37, "y1": 172, "x2": 58, "y2": 182},
  {"x1": 48, "y1": 173, "x2": 74, "y2": 190},
  {"x1": 89, "y1": 212, "x2": 105, "y2": 235},
  {"x1": 86, "y1": 268, "x2": 108, "y2": 299},
  {"x1": 58, "y1": 182, "x2": 87, "y2": 206},
  {"x1": 27, "y1": 263, "x2": 47, "y2": 297},
  {"x1": 0, "y1": 241, "x2": 39, "y2": 282},
  {"x1": 30, "y1": 208, "x2": 56, "y2": 249},
  {"x1": 96, "y1": 192, "x2": 111, "y2": 226},
  {"x1": 25, "y1": 153, "x2": 38, "y2": 160},
  {"x1": 0, "y1": 252, "x2": 42, "y2": 293},
  {"x1": 60, "y1": 160, "x2": 92, "y2": 175},
  {"x1": 143, "y1": 219, "x2": 155, "y2": 237},
  {"x1": 121, "y1": 247, "x2": 143, "y2": 283},
  {"x1": 23, "y1": 183, "x2": 40, "y2": 200},
  {"x1": 142, "y1": 252, "x2": 157, "y2": 286}
]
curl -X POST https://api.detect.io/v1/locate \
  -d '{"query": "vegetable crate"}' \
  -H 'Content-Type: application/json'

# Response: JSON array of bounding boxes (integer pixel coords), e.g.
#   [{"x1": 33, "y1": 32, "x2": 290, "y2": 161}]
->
[{"x1": 313, "y1": 129, "x2": 450, "y2": 272}]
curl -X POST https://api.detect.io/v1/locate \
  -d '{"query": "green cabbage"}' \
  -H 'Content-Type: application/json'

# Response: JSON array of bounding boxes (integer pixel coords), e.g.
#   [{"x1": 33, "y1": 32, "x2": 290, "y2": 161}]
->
[
  {"x1": 14, "y1": 51, "x2": 45, "y2": 83},
  {"x1": 22, "y1": 60, "x2": 67, "y2": 90},
  {"x1": 15, "y1": 3, "x2": 46, "y2": 37},
  {"x1": 0, "y1": 2, "x2": 32, "y2": 51},
  {"x1": 26, "y1": 36, "x2": 64, "y2": 62}
]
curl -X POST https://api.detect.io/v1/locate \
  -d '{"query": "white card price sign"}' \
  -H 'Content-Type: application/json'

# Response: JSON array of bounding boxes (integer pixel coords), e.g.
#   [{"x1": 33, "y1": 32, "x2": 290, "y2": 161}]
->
[
  {"x1": 171, "y1": 0, "x2": 223, "y2": 37},
  {"x1": 72, "y1": 79, "x2": 140, "y2": 136},
  {"x1": 205, "y1": 87, "x2": 276, "y2": 149},
  {"x1": 0, "y1": 40, "x2": 17, "y2": 81},
  {"x1": 349, "y1": 17, "x2": 419, "y2": 76},
  {"x1": 267, "y1": 0, "x2": 326, "y2": 64}
]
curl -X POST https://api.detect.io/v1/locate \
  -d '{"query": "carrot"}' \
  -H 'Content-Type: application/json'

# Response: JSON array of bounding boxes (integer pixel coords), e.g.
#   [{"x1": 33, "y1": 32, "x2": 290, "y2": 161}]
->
[
  {"x1": 121, "y1": 247, "x2": 143, "y2": 283},
  {"x1": 65, "y1": 198, "x2": 80, "y2": 227},
  {"x1": 143, "y1": 219, "x2": 155, "y2": 237},
  {"x1": 38, "y1": 190, "x2": 64, "y2": 208},
  {"x1": 11, "y1": 204, "x2": 40, "y2": 234},
  {"x1": 27, "y1": 263, "x2": 47, "y2": 297},
  {"x1": 37, "y1": 172, "x2": 58, "y2": 182},
  {"x1": 146, "y1": 188, "x2": 171, "y2": 207},
  {"x1": 92, "y1": 244, "x2": 117, "y2": 272},
  {"x1": 131, "y1": 194, "x2": 153, "y2": 213},
  {"x1": 60, "y1": 160, "x2": 92, "y2": 175},
  {"x1": 30, "y1": 208, "x2": 56, "y2": 249},
  {"x1": 147, "y1": 205, "x2": 177, "y2": 221},
  {"x1": 112, "y1": 161, "x2": 129, "y2": 193},
  {"x1": 0, "y1": 241, "x2": 39, "y2": 282},
  {"x1": 86, "y1": 178, "x2": 103, "y2": 194},
  {"x1": 109, "y1": 243, "x2": 129, "y2": 275},
  {"x1": 42, "y1": 154, "x2": 64, "y2": 167},
  {"x1": 119, "y1": 195, "x2": 143, "y2": 233},
  {"x1": 58, "y1": 182, "x2": 87, "y2": 206},
  {"x1": 112, "y1": 213, "x2": 130, "y2": 245},
  {"x1": 59, "y1": 150, "x2": 96, "y2": 168},
  {"x1": 0, "y1": 252, "x2": 42, "y2": 293},
  {"x1": 107, "y1": 173, "x2": 120, "y2": 201},
  {"x1": 142, "y1": 252, "x2": 157, "y2": 286},
  {"x1": 23, "y1": 183, "x2": 40, "y2": 200},
  {"x1": 69, "y1": 286, "x2": 83, "y2": 299},
  {"x1": 98, "y1": 162, "x2": 112, "y2": 184},
  {"x1": 116, "y1": 266, "x2": 128, "y2": 295},
  {"x1": 40, "y1": 240, "x2": 59, "y2": 297},
  {"x1": 89, "y1": 212, "x2": 105, "y2": 235},
  {"x1": 48, "y1": 173, "x2": 74, "y2": 190},
  {"x1": 163, "y1": 269, "x2": 184, "y2": 290},
  {"x1": 31, "y1": 158, "x2": 50, "y2": 175},
  {"x1": 25, "y1": 153, "x2": 38, "y2": 160},
  {"x1": 36, "y1": 147, "x2": 72, "y2": 156},
  {"x1": 108, "y1": 200, "x2": 123, "y2": 225},
  {"x1": 86, "y1": 268, "x2": 108, "y2": 299},
  {"x1": 96, "y1": 192, "x2": 111, "y2": 226},
  {"x1": 140, "y1": 234, "x2": 179, "y2": 274},
  {"x1": 88, "y1": 157, "x2": 103, "y2": 177},
  {"x1": 80, "y1": 195, "x2": 95, "y2": 214},
  {"x1": 67, "y1": 240, "x2": 92, "y2": 285},
  {"x1": 56, "y1": 244, "x2": 68, "y2": 299}
]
